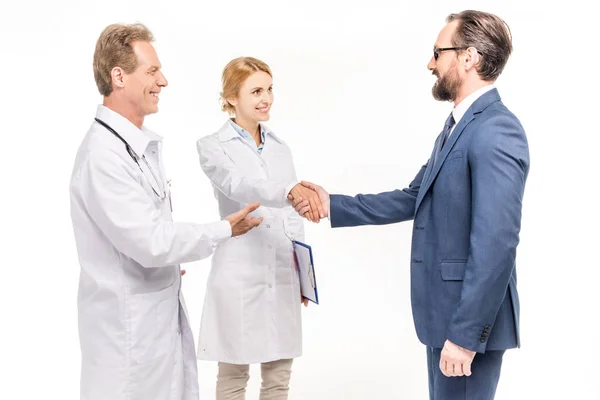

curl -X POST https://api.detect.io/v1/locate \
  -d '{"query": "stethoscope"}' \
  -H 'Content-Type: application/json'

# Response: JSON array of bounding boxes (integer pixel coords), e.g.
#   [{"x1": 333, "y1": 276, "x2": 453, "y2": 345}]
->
[{"x1": 94, "y1": 118, "x2": 168, "y2": 202}]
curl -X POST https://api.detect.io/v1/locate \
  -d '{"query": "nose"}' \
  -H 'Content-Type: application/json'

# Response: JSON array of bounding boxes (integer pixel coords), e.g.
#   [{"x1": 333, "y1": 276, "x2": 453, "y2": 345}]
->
[
  {"x1": 157, "y1": 70, "x2": 168, "y2": 87},
  {"x1": 260, "y1": 93, "x2": 271, "y2": 104},
  {"x1": 427, "y1": 56, "x2": 436, "y2": 71}
]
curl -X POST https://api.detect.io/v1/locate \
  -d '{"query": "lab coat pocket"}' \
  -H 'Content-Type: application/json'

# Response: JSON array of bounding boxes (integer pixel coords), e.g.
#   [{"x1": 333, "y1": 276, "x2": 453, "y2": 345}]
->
[{"x1": 128, "y1": 284, "x2": 176, "y2": 363}]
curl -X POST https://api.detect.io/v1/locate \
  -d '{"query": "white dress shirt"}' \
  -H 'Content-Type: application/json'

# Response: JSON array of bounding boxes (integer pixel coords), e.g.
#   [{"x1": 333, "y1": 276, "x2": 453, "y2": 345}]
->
[{"x1": 450, "y1": 84, "x2": 496, "y2": 137}]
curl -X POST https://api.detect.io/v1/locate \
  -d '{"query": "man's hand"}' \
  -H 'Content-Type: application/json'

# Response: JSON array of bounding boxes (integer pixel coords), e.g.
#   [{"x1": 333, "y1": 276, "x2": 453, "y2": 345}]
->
[
  {"x1": 289, "y1": 183, "x2": 324, "y2": 223},
  {"x1": 439, "y1": 339, "x2": 476, "y2": 377},
  {"x1": 226, "y1": 202, "x2": 263, "y2": 237},
  {"x1": 289, "y1": 181, "x2": 330, "y2": 222}
]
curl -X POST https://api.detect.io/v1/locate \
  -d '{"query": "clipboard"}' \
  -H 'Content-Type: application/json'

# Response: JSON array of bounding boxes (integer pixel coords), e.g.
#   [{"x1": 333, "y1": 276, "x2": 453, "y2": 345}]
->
[{"x1": 293, "y1": 240, "x2": 319, "y2": 305}]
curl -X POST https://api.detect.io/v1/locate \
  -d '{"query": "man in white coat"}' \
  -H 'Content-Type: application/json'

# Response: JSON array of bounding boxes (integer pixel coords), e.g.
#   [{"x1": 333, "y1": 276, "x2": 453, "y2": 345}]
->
[{"x1": 69, "y1": 23, "x2": 263, "y2": 400}]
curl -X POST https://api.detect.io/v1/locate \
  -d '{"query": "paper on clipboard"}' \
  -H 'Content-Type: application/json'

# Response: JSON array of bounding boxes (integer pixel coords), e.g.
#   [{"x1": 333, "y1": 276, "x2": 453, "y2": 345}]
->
[{"x1": 293, "y1": 240, "x2": 319, "y2": 304}]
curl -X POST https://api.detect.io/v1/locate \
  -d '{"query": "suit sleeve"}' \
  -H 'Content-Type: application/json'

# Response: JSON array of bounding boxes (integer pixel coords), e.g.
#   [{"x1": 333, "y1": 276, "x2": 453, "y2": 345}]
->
[
  {"x1": 329, "y1": 162, "x2": 428, "y2": 228},
  {"x1": 445, "y1": 115, "x2": 529, "y2": 353}
]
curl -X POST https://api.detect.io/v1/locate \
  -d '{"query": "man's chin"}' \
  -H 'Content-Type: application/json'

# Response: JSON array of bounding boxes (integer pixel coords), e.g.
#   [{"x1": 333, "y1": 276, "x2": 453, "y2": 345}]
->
[
  {"x1": 144, "y1": 106, "x2": 159, "y2": 116},
  {"x1": 432, "y1": 85, "x2": 454, "y2": 102}
]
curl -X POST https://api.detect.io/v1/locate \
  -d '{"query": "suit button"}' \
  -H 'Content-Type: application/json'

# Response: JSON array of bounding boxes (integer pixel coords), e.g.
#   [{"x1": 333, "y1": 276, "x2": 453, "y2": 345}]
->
[{"x1": 480, "y1": 338, "x2": 486, "y2": 343}]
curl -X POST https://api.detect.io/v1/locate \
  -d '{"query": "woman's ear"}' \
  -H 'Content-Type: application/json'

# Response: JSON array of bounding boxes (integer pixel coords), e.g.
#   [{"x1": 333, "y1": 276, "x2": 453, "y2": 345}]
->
[{"x1": 227, "y1": 96, "x2": 238, "y2": 107}]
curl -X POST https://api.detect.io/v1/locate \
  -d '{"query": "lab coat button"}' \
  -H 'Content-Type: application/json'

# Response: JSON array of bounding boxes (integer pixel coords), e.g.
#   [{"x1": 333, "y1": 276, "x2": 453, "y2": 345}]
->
[
  {"x1": 266, "y1": 224, "x2": 271, "y2": 228},
  {"x1": 268, "y1": 284, "x2": 272, "y2": 288}
]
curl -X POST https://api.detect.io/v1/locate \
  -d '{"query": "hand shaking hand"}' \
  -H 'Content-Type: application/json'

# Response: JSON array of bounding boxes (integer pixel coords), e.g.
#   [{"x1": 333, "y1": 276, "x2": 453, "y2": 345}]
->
[
  {"x1": 288, "y1": 183, "x2": 324, "y2": 223},
  {"x1": 288, "y1": 181, "x2": 330, "y2": 223}
]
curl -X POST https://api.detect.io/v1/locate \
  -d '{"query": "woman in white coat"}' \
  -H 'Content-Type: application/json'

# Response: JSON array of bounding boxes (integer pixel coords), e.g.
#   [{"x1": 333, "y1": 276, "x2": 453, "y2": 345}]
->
[{"x1": 196, "y1": 57, "x2": 322, "y2": 400}]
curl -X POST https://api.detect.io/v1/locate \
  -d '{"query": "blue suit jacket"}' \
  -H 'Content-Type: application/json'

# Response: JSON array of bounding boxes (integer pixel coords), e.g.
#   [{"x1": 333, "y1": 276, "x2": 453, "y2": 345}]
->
[{"x1": 330, "y1": 89, "x2": 529, "y2": 353}]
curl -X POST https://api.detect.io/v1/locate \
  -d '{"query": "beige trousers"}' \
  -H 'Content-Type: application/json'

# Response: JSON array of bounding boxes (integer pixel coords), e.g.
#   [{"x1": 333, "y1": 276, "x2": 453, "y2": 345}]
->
[{"x1": 216, "y1": 359, "x2": 294, "y2": 400}]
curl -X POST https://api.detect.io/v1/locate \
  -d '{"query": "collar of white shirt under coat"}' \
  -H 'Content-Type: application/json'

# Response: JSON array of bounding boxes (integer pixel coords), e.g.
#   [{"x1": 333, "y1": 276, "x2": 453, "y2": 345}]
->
[
  {"x1": 216, "y1": 119, "x2": 283, "y2": 144},
  {"x1": 451, "y1": 83, "x2": 496, "y2": 129},
  {"x1": 95, "y1": 105, "x2": 162, "y2": 156}
]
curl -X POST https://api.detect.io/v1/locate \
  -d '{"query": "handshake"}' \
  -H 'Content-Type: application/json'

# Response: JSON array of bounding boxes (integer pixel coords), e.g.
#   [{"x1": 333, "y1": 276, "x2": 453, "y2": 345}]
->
[
  {"x1": 287, "y1": 181, "x2": 330, "y2": 223},
  {"x1": 224, "y1": 181, "x2": 329, "y2": 238}
]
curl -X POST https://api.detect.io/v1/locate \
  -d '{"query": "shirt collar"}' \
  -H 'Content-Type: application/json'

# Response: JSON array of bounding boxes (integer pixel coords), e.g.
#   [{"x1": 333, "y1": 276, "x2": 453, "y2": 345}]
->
[
  {"x1": 229, "y1": 119, "x2": 266, "y2": 144},
  {"x1": 452, "y1": 83, "x2": 496, "y2": 125},
  {"x1": 218, "y1": 118, "x2": 283, "y2": 144},
  {"x1": 95, "y1": 105, "x2": 161, "y2": 156}
]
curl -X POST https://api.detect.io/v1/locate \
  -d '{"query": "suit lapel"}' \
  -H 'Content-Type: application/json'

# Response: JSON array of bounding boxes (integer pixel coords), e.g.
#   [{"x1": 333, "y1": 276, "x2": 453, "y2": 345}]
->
[
  {"x1": 421, "y1": 134, "x2": 442, "y2": 189},
  {"x1": 414, "y1": 89, "x2": 502, "y2": 213},
  {"x1": 414, "y1": 115, "x2": 473, "y2": 212}
]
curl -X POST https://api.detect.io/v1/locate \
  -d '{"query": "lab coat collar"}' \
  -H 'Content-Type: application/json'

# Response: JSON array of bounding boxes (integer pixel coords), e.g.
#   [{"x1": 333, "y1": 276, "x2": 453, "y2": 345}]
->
[{"x1": 95, "y1": 105, "x2": 161, "y2": 156}]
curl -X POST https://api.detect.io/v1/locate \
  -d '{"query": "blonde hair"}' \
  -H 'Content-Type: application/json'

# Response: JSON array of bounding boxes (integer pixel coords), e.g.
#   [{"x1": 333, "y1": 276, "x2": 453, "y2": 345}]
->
[
  {"x1": 220, "y1": 57, "x2": 272, "y2": 115},
  {"x1": 93, "y1": 23, "x2": 154, "y2": 96}
]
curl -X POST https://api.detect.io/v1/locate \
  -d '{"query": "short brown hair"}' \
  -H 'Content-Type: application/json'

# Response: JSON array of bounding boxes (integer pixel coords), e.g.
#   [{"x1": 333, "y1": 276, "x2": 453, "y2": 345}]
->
[
  {"x1": 447, "y1": 11, "x2": 512, "y2": 81},
  {"x1": 220, "y1": 57, "x2": 272, "y2": 115},
  {"x1": 93, "y1": 23, "x2": 154, "y2": 96}
]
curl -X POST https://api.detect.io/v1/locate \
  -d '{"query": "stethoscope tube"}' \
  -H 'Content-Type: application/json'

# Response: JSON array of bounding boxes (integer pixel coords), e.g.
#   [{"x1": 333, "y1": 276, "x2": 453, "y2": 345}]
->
[
  {"x1": 94, "y1": 118, "x2": 166, "y2": 200},
  {"x1": 94, "y1": 118, "x2": 140, "y2": 166}
]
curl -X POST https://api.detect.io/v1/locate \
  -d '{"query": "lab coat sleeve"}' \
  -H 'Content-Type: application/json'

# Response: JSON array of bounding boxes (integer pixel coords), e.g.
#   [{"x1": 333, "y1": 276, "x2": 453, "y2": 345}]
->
[
  {"x1": 283, "y1": 152, "x2": 305, "y2": 242},
  {"x1": 78, "y1": 149, "x2": 232, "y2": 268},
  {"x1": 197, "y1": 136, "x2": 297, "y2": 208}
]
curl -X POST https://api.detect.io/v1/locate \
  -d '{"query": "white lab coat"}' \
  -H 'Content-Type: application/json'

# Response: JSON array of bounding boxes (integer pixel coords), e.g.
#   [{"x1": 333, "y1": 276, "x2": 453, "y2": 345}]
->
[
  {"x1": 70, "y1": 106, "x2": 232, "y2": 400},
  {"x1": 196, "y1": 120, "x2": 305, "y2": 364}
]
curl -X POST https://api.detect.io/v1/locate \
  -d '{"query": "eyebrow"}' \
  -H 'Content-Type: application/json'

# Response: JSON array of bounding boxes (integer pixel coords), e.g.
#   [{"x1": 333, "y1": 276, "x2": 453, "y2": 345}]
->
[{"x1": 251, "y1": 85, "x2": 273, "y2": 91}]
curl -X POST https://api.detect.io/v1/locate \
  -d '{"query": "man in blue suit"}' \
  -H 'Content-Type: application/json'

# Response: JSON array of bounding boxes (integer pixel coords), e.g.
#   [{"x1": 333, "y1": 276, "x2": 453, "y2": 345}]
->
[{"x1": 291, "y1": 10, "x2": 529, "y2": 400}]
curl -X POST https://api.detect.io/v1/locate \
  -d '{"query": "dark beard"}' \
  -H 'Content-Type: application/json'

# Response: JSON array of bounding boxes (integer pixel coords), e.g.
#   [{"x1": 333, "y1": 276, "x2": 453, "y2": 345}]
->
[{"x1": 432, "y1": 68, "x2": 462, "y2": 102}]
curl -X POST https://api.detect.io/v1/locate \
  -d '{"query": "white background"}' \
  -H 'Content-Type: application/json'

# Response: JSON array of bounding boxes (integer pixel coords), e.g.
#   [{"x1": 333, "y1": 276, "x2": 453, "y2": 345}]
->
[{"x1": 2, "y1": 0, "x2": 599, "y2": 399}]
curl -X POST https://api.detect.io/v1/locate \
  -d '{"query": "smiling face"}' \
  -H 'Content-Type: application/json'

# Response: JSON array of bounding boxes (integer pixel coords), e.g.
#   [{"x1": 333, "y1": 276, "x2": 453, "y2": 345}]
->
[
  {"x1": 228, "y1": 70, "x2": 273, "y2": 123},
  {"x1": 122, "y1": 41, "x2": 168, "y2": 118}
]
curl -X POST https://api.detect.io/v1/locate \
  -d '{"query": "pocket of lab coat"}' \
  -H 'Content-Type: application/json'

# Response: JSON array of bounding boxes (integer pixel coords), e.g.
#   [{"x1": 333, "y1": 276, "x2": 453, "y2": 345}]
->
[{"x1": 128, "y1": 284, "x2": 176, "y2": 363}]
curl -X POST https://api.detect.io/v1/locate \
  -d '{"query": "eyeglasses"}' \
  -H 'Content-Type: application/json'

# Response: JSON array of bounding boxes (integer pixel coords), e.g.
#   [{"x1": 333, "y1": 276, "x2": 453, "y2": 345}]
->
[{"x1": 433, "y1": 47, "x2": 483, "y2": 61}]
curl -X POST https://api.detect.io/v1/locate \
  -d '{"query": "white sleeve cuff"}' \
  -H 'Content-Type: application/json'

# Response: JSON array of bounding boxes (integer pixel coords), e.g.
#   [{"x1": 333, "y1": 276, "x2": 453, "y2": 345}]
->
[
  {"x1": 211, "y1": 220, "x2": 232, "y2": 246},
  {"x1": 284, "y1": 181, "x2": 299, "y2": 204}
]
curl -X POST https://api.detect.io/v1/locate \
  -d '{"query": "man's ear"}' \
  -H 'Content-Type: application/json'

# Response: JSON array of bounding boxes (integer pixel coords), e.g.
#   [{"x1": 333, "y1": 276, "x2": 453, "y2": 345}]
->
[
  {"x1": 111, "y1": 67, "x2": 126, "y2": 89},
  {"x1": 463, "y1": 47, "x2": 481, "y2": 71}
]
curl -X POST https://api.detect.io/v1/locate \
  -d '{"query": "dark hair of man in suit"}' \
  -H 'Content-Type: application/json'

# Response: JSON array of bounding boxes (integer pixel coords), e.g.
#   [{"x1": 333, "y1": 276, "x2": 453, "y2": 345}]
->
[{"x1": 447, "y1": 11, "x2": 513, "y2": 81}]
